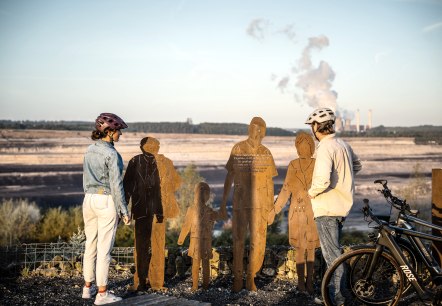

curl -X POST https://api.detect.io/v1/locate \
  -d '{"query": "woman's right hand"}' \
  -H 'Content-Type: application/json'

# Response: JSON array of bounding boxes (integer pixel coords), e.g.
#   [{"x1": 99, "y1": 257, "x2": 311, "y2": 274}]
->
[{"x1": 122, "y1": 214, "x2": 131, "y2": 225}]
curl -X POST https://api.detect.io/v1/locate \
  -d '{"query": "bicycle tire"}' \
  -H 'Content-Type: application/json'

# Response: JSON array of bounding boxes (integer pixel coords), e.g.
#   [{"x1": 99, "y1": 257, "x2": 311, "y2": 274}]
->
[
  {"x1": 393, "y1": 238, "x2": 419, "y2": 295},
  {"x1": 321, "y1": 247, "x2": 405, "y2": 306}
]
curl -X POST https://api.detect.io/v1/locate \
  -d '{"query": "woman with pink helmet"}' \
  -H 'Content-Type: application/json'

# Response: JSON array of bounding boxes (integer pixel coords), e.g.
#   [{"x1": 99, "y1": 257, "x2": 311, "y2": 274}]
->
[{"x1": 81, "y1": 113, "x2": 131, "y2": 305}]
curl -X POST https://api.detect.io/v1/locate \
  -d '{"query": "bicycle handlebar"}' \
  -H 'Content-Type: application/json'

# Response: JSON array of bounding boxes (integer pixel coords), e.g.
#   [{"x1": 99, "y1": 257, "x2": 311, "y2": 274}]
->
[{"x1": 374, "y1": 179, "x2": 412, "y2": 213}]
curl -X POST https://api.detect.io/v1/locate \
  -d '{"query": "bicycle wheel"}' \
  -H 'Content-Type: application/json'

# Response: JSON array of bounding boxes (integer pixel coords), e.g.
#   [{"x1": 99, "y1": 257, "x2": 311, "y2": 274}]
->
[
  {"x1": 322, "y1": 248, "x2": 405, "y2": 306},
  {"x1": 394, "y1": 238, "x2": 418, "y2": 296}
]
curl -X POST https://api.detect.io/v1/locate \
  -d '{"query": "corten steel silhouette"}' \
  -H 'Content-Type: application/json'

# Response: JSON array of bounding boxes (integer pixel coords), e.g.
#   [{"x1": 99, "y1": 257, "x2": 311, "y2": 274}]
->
[
  {"x1": 268, "y1": 132, "x2": 319, "y2": 294},
  {"x1": 177, "y1": 182, "x2": 227, "y2": 291},
  {"x1": 124, "y1": 137, "x2": 182, "y2": 291},
  {"x1": 221, "y1": 117, "x2": 278, "y2": 292}
]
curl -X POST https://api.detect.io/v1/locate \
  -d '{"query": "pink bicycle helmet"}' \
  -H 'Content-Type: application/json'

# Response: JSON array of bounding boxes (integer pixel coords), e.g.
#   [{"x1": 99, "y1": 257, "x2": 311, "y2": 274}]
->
[{"x1": 95, "y1": 113, "x2": 128, "y2": 132}]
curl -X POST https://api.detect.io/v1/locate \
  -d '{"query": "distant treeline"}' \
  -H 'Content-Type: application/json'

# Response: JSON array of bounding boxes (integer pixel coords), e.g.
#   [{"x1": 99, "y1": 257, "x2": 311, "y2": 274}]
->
[
  {"x1": 0, "y1": 120, "x2": 294, "y2": 136},
  {"x1": 1, "y1": 120, "x2": 440, "y2": 144},
  {"x1": 340, "y1": 125, "x2": 442, "y2": 145}
]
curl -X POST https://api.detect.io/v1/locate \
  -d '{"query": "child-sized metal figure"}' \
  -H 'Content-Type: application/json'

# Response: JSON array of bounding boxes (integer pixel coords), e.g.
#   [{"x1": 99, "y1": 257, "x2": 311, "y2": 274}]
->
[
  {"x1": 268, "y1": 132, "x2": 320, "y2": 295},
  {"x1": 178, "y1": 182, "x2": 227, "y2": 291}
]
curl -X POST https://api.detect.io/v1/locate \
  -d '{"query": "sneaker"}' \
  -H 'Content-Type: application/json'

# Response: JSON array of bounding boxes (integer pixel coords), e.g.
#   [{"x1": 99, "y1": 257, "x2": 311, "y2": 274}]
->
[
  {"x1": 313, "y1": 295, "x2": 324, "y2": 305},
  {"x1": 82, "y1": 285, "x2": 97, "y2": 299},
  {"x1": 94, "y1": 291, "x2": 122, "y2": 305}
]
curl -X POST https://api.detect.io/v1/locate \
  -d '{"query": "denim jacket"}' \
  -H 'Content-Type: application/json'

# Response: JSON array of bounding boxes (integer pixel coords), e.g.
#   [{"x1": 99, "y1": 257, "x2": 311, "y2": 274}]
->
[{"x1": 83, "y1": 140, "x2": 129, "y2": 217}]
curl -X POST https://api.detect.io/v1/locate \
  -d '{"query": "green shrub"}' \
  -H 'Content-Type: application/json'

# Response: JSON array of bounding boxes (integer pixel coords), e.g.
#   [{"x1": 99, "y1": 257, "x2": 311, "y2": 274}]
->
[
  {"x1": 38, "y1": 207, "x2": 70, "y2": 242},
  {"x1": 341, "y1": 230, "x2": 369, "y2": 245},
  {"x1": 213, "y1": 228, "x2": 232, "y2": 247},
  {"x1": 166, "y1": 229, "x2": 180, "y2": 247},
  {"x1": 168, "y1": 164, "x2": 207, "y2": 231},
  {"x1": 114, "y1": 223, "x2": 134, "y2": 247}
]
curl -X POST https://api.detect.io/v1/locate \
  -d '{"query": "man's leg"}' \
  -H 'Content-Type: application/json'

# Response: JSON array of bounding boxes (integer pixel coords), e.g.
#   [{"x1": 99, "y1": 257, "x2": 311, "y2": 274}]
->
[
  {"x1": 247, "y1": 208, "x2": 265, "y2": 291},
  {"x1": 149, "y1": 217, "x2": 166, "y2": 290},
  {"x1": 129, "y1": 231, "x2": 139, "y2": 291},
  {"x1": 315, "y1": 216, "x2": 344, "y2": 305},
  {"x1": 134, "y1": 216, "x2": 152, "y2": 291},
  {"x1": 191, "y1": 257, "x2": 200, "y2": 291},
  {"x1": 202, "y1": 257, "x2": 210, "y2": 290},
  {"x1": 232, "y1": 209, "x2": 247, "y2": 292}
]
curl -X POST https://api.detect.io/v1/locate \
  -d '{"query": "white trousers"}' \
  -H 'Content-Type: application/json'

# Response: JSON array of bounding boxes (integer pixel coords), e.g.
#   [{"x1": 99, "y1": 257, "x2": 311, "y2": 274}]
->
[{"x1": 82, "y1": 193, "x2": 118, "y2": 286}]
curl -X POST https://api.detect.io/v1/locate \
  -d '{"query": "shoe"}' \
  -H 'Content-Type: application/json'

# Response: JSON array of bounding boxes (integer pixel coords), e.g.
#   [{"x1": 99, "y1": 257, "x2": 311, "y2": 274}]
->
[
  {"x1": 94, "y1": 290, "x2": 122, "y2": 305},
  {"x1": 313, "y1": 295, "x2": 324, "y2": 305},
  {"x1": 82, "y1": 285, "x2": 97, "y2": 299}
]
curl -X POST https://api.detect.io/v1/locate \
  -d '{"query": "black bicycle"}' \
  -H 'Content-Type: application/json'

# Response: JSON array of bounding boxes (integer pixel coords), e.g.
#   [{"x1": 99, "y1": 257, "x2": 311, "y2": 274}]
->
[{"x1": 321, "y1": 179, "x2": 442, "y2": 306}]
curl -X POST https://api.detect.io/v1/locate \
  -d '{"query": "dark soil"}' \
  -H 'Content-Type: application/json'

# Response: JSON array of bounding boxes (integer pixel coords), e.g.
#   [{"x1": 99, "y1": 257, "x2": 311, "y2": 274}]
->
[
  {"x1": 0, "y1": 272, "x2": 426, "y2": 306},
  {"x1": 0, "y1": 273, "x2": 322, "y2": 306}
]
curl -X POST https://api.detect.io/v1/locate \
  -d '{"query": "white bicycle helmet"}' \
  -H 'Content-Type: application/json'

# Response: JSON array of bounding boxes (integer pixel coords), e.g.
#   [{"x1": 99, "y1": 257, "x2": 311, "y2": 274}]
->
[{"x1": 305, "y1": 108, "x2": 336, "y2": 125}]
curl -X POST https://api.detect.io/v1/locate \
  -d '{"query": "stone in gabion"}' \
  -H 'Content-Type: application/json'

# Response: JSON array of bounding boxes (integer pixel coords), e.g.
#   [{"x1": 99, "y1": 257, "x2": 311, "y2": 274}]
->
[
  {"x1": 261, "y1": 267, "x2": 276, "y2": 277},
  {"x1": 75, "y1": 262, "x2": 82, "y2": 273},
  {"x1": 60, "y1": 261, "x2": 72, "y2": 272},
  {"x1": 210, "y1": 248, "x2": 220, "y2": 278}
]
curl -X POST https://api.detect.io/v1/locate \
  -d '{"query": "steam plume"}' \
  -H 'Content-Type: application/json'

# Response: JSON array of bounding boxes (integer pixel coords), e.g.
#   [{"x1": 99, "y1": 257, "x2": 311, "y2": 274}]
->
[
  {"x1": 246, "y1": 19, "x2": 270, "y2": 41},
  {"x1": 278, "y1": 24, "x2": 296, "y2": 42},
  {"x1": 299, "y1": 35, "x2": 329, "y2": 70},
  {"x1": 276, "y1": 76, "x2": 290, "y2": 93},
  {"x1": 296, "y1": 35, "x2": 337, "y2": 110}
]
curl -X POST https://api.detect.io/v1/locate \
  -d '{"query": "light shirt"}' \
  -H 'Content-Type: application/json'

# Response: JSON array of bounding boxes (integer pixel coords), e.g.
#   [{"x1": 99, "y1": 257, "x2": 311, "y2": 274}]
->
[{"x1": 308, "y1": 134, "x2": 362, "y2": 218}]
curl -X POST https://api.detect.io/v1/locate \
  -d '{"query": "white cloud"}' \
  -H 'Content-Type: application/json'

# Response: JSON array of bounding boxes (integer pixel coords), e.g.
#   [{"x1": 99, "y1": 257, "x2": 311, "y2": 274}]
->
[{"x1": 246, "y1": 19, "x2": 270, "y2": 41}]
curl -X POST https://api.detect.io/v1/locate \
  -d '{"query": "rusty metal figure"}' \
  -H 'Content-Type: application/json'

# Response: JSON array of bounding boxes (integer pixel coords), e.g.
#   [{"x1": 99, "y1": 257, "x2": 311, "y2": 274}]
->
[
  {"x1": 178, "y1": 182, "x2": 227, "y2": 291},
  {"x1": 268, "y1": 132, "x2": 319, "y2": 294}
]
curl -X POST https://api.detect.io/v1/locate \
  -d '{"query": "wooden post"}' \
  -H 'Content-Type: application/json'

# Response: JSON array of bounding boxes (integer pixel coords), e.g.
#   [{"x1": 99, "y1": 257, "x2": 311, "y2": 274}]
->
[{"x1": 432, "y1": 169, "x2": 442, "y2": 266}]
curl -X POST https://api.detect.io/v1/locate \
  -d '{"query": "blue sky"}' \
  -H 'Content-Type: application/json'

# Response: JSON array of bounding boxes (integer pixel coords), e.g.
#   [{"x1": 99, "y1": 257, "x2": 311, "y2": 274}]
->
[{"x1": 0, "y1": 0, "x2": 441, "y2": 128}]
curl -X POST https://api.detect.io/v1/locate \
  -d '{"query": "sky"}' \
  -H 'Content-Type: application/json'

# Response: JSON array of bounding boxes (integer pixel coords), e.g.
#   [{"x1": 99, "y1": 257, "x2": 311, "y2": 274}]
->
[{"x1": 0, "y1": 0, "x2": 441, "y2": 129}]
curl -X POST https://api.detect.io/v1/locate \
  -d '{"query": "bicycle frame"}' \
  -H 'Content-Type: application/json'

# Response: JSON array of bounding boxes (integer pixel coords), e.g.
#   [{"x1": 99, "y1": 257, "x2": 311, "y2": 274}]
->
[
  {"x1": 397, "y1": 212, "x2": 442, "y2": 278},
  {"x1": 365, "y1": 203, "x2": 442, "y2": 302}
]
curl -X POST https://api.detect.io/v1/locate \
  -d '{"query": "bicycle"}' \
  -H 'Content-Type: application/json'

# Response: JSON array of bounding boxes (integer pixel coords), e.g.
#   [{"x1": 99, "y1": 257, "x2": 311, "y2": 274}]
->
[{"x1": 321, "y1": 179, "x2": 442, "y2": 306}]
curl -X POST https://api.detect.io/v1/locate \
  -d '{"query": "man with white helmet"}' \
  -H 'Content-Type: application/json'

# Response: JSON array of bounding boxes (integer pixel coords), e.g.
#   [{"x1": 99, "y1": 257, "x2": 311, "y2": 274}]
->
[{"x1": 305, "y1": 107, "x2": 362, "y2": 305}]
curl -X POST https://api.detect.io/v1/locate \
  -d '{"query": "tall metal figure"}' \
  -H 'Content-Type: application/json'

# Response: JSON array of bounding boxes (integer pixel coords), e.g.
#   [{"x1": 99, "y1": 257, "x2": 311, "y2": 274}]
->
[
  {"x1": 221, "y1": 117, "x2": 278, "y2": 292},
  {"x1": 124, "y1": 137, "x2": 181, "y2": 291}
]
